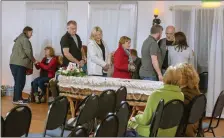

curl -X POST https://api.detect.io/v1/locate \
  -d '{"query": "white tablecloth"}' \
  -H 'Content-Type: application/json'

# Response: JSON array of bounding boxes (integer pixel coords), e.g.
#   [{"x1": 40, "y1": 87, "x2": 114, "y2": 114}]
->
[{"x1": 58, "y1": 76, "x2": 163, "y2": 96}]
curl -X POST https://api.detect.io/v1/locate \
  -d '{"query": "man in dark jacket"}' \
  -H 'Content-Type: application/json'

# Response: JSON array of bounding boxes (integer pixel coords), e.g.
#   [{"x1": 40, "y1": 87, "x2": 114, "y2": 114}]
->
[
  {"x1": 60, "y1": 20, "x2": 85, "y2": 67},
  {"x1": 131, "y1": 49, "x2": 141, "y2": 79},
  {"x1": 158, "y1": 26, "x2": 175, "y2": 74}
]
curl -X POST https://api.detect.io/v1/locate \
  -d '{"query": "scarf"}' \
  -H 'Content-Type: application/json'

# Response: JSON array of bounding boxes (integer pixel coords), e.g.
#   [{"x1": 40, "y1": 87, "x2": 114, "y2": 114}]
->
[{"x1": 119, "y1": 43, "x2": 133, "y2": 63}]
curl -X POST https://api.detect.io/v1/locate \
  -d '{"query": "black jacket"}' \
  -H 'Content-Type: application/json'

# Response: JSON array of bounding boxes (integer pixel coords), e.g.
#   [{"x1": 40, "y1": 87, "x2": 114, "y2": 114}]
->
[{"x1": 60, "y1": 32, "x2": 82, "y2": 67}]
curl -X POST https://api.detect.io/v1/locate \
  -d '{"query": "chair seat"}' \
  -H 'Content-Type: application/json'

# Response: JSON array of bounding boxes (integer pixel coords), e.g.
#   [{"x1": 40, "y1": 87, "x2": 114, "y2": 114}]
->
[
  {"x1": 46, "y1": 128, "x2": 71, "y2": 137},
  {"x1": 202, "y1": 122, "x2": 209, "y2": 130}
]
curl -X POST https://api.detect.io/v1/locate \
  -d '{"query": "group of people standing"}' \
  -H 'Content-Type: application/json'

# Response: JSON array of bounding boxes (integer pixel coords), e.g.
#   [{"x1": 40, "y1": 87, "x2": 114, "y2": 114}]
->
[{"x1": 9, "y1": 20, "x2": 194, "y2": 105}]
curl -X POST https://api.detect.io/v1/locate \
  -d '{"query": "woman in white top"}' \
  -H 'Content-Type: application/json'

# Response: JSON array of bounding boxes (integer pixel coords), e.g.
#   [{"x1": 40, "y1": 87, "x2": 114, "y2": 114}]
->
[
  {"x1": 87, "y1": 26, "x2": 110, "y2": 76},
  {"x1": 168, "y1": 32, "x2": 194, "y2": 66}
]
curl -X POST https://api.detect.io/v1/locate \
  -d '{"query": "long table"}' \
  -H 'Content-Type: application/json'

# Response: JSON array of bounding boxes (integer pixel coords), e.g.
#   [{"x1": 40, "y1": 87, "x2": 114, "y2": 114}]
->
[{"x1": 58, "y1": 75, "x2": 163, "y2": 117}]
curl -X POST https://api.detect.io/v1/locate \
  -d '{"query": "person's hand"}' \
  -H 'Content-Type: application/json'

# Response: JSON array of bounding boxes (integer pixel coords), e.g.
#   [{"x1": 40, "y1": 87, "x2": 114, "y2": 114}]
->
[
  {"x1": 103, "y1": 64, "x2": 109, "y2": 71},
  {"x1": 158, "y1": 74, "x2": 163, "y2": 81},
  {"x1": 130, "y1": 117, "x2": 136, "y2": 122},
  {"x1": 34, "y1": 60, "x2": 39, "y2": 65},
  {"x1": 128, "y1": 64, "x2": 136, "y2": 72},
  {"x1": 79, "y1": 60, "x2": 85, "y2": 68}
]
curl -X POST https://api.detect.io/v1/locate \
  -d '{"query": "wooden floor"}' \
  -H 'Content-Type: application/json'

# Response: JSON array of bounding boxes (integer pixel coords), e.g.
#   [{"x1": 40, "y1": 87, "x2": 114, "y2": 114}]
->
[{"x1": 1, "y1": 96, "x2": 224, "y2": 136}]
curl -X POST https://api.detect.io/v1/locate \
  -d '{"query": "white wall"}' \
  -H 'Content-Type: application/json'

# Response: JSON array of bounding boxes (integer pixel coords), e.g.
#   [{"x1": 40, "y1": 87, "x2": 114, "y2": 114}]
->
[
  {"x1": 2, "y1": 1, "x2": 26, "y2": 89},
  {"x1": 2, "y1": 1, "x2": 223, "y2": 91}
]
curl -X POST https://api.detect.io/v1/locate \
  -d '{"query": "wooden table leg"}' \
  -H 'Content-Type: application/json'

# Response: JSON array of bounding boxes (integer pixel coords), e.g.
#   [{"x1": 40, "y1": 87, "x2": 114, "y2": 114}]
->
[
  {"x1": 67, "y1": 97, "x2": 75, "y2": 118},
  {"x1": 130, "y1": 106, "x2": 137, "y2": 118}
]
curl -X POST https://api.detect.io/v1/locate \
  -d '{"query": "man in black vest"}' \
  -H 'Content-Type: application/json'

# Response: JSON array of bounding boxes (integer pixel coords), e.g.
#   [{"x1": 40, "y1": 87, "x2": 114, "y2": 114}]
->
[
  {"x1": 158, "y1": 26, "x2": 175, "y2": 74},
  {"x1": 60, "y1": 20, "x2": 85, "y2": 67}
]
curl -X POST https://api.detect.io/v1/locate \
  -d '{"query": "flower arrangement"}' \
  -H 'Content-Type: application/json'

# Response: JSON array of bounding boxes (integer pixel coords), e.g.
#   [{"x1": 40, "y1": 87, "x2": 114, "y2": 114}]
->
[{"x1": 57, "y1": 62, "x2": 86, "y2": 77}]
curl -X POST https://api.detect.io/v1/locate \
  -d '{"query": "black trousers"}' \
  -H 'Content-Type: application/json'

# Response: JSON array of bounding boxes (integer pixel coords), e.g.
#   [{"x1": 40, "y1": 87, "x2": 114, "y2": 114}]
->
[{"x1": 10, "y1": 64, "x2": 26, "y2": 101}]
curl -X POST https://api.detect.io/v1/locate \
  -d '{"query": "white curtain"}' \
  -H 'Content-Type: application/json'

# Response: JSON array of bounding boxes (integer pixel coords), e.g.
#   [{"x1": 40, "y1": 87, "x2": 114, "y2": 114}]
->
[
  {"x1": 88, "y1": 1, "x2": 137, "y2": 52},
  {"x1": 25, "y1": 1, "x2": 67, "y2": 92},
  {"x1": 173, "y1": 7, "x2": 224, "y2": 117},
  {"x1": 207, "y1": 7, "x2": 224, "y2": 117}
]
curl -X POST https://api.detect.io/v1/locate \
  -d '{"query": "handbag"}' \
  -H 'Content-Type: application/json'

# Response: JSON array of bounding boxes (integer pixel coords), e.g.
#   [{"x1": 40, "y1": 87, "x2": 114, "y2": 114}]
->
[{"x1": 26, "y1": 68, "x2": 33, "y2": 75}]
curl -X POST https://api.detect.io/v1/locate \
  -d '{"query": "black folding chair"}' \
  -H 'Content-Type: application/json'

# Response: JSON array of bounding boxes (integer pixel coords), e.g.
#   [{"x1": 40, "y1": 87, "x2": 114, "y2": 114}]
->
[
  {"x1": 68, "y1": 126, "x2": 88, "y2": 137},
  {"x1": 159, "y1": 99, "x2": 185, "y2": 137},
  {"x1": 182, "y1": 94, "x2": 207, "y2": 137},
  {"x1": 115, "y1": 101, "x2": 131, "y2": 137},
  {"x1": 66, "y1": 94, "x2": 99, "y2": 134},
  {"x1": 97, "y1": 89, "x2": 116, "y2": 121},
  {"x1": 115, "y1": 86, "x2": 127, "y2": 110},
  {"x1": 1, "y1": 116, "x2": 5, "y2": 136},
  {"x1": 149, "y1": 99, "x2": 164, "y2": 137},
  {"x1": 203, "y1": 90, "x2": 224, "y2": 137},
  {"x1": 3, "y1": 105, "x2": 32, "y2": 137},
  {"x1": 199, "y1": 72, "x2": 208, "y2": 94},
  {"x1": 43, "y1": 96, "x2": 70, "y2": 137},
  {"x1": 94, "y1": 113, "x2": 119, "y2": 137}
]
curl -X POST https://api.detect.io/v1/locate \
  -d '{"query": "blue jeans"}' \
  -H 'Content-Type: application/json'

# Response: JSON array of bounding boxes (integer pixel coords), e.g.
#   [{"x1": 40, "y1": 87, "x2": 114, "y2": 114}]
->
[
  {"x1": 10, "y1": 64, "x2": 26, "y2": 101},
  {"x1": 32, "y1": 77, "x2": 50, "y2": 96},
  {"x1": 141, "y1": 76, "x2": 158, "y2": 81}
]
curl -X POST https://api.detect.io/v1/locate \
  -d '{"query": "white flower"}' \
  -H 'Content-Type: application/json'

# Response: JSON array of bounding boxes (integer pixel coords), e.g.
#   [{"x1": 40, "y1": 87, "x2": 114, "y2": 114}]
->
[
  {"x1": 75, "y1": 68, "x2": 80, "y2": 73},
  {"x1": 62, "y1": 70, "x2": 68, "y2": 74},
  {"x1": 80, "y1": 68, "x2": 83, "y2": 72}
]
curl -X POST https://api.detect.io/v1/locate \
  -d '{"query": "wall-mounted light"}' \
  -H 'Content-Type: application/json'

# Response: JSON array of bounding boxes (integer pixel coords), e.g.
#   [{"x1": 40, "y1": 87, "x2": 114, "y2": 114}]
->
[
  {"x1": 153, "y1": 8, "x2": 161, "y2": 25},
  {"x1": 201, "y1": 0, "x2": 221, "y2": 8}
]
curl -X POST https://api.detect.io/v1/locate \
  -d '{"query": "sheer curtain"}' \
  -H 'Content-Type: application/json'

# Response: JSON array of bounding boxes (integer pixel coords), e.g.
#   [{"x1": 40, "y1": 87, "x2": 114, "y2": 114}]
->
[
  {"x1": 25, "y1": 1, "x2": 67, "y2": 92},
  {"x1": 88, "y1": 1, "x2": 137, "y2": 52},
  {"x1": 173, "y1": 7, "x2": 224, "y2": 117}
]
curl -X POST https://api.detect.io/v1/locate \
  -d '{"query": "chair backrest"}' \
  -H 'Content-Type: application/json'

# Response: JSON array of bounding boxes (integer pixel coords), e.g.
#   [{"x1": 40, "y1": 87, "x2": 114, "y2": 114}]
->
[
  {"x1": 209, "y1": 90, "x2": 224, "y2": 128},
  {"x1": 68, "y1": 126, "x2": 88, "y2": 137},
  {"x1": 115, "y1": 101, "x2": 131, "y2": 137},
  {"x1": 94, "y1": 113, "x2": 119, "y2": 137},
  {"x1": 115, "y1": 86, "x2": 127, "y2": 110},
  {"x1": 1, "y1": 116, "x2": 4, "y2": 136},
  {"x1": 3, "y1": 105, "x2": 32, "y2": 137},
  {"x1": 97, "y1": 89, "x2": 116, "y2": 120},
  {"x1": 149, "y1": 99, "x2": 164, "y2": 137},
  {"x1": 199, "y1": 72, "x2": 208, "y2": 93},
  {"x1": 187, "y1": 94, "x2": 207, "y2": 124},
  {"x1": 43, "y1": 96, "x2": 69, "y2": 136},
  {"x1": 76, "y1": 94, "x2": 99, "y2": 133},
  {"x1": 159, "y1": 100, "x2": 184, "y2": 131}
]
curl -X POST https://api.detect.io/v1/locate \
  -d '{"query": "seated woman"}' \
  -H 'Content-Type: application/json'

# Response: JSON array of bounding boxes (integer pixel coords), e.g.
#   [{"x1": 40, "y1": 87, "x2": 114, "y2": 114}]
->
[
  {"x1": 113, "y1": 36, "x2": 136, "y2": 79},
  {"x1": 32, "y1": 46, "x2": 58, "y2": 104},
  {"x1": 81, "y1": 45, "x2": 87, "y2": 73},
  {"x1": 176, "y1": 63, "x2": 201, "y2": 136},
  {"x1": 130, "y1": 49, "x2": 141, "y2": 79},
  {"x1": 128, "y1": 65, "x2": 184, "y2": 137}
]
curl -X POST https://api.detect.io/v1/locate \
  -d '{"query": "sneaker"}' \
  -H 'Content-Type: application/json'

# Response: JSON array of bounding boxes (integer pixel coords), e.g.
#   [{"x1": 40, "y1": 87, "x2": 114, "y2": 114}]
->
[
  {"x1": 12, "y1": 100, "x2": 28, "y2": 105},
  {"x1": 35, "y1": 96, "x2": 40, "y2": 104}
]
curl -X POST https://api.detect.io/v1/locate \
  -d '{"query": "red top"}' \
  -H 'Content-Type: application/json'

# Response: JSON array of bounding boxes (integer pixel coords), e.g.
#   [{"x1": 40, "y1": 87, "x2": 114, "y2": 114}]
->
[
  {"x1": 35, "y1": 57, "x2": 58, "y2": 78},
  {"x1": 113, "y1": 44, "x2": 131, "y2": 79}
]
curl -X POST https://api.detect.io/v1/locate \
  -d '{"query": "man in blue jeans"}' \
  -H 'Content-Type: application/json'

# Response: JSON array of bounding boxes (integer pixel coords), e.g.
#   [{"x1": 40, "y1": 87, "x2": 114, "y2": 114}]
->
[{"x1": 139, "y1": 25, "x2": 163, "y2": 81}]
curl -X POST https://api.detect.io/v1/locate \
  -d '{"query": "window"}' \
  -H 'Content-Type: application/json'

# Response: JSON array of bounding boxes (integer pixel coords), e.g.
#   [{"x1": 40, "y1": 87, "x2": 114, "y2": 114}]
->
[
  {"x1": 88, "y1": 1, "x2": 138, "y2": 52},
  {"x1": 25, "y1": 1, "x2": 67, "y2": 91}
]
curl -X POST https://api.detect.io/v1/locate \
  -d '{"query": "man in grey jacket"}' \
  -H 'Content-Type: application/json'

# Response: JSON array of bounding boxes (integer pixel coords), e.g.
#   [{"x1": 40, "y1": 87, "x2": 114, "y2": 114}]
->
[{"x1": 10, "y1": 26, "x2": 36, "y2": 104}]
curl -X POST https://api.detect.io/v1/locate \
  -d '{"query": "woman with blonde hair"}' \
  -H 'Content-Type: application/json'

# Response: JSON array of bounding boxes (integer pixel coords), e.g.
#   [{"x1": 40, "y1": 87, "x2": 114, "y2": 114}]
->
[
  {"x1": 87, "y1": 26, "x2": 110, "y2": 76},
  {"x1": 128, "y1": 65, "x2": 184, "y2": 136},
  {"x1": 113, "y1": 36, "x2": 136, "y2": 79},
  {"x1": 176, "y1": 63, "x2": 201, "y2": 136}
]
